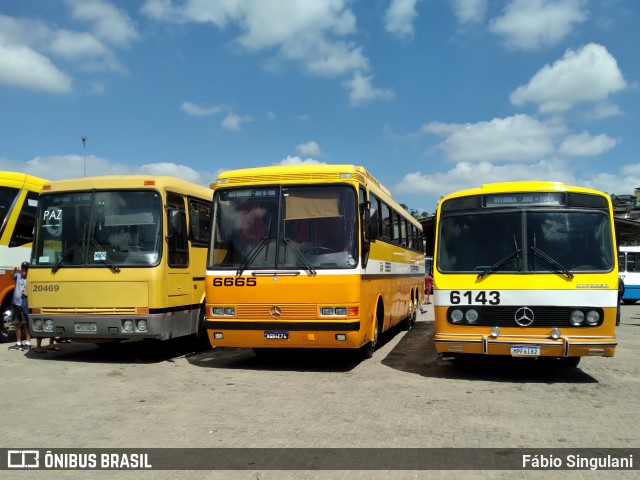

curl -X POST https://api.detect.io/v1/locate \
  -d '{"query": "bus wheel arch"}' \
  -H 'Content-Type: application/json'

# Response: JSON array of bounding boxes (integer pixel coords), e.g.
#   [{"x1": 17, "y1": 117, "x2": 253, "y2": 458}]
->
[
  {"x1": 193, "y1": 301, "x2": 212, "y2": 351},
  {"x1": 360, "y1": 297, "x2": 384, "y2": 359},
  {"x1": 0, "y1": 291, "x2": 15, "y2": 343}
]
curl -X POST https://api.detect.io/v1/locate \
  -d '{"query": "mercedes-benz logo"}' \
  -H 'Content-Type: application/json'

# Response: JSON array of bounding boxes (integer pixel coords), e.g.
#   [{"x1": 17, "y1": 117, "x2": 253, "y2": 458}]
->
[
  {"x1": 514, "y1": 307, "x2": 534, "y2": 327},
  {"x1": 270, "y1": 306, "x2": 282, "y2": 319}
]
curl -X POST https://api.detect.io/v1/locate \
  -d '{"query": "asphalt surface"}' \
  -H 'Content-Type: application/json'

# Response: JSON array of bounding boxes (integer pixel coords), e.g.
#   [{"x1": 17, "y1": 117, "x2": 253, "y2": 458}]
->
[{"x1": 3, "y1": 304, "x2": 639, "y2": 480}]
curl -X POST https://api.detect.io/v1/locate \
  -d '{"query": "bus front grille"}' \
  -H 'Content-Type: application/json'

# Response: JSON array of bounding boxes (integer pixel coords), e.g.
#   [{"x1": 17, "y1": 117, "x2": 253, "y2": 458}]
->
[
  {"x1": 475, "y1": 306, "x2": 576, "y2": 327},
  {"x1": 237, "y1": 304, "x2": 317, "y2": 320}
]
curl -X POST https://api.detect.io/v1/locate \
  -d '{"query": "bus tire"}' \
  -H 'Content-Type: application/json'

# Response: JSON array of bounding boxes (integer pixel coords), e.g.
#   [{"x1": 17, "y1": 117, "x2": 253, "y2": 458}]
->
[
  {"x1": 360, "y1": 309, "x2": 382, "y2": 359},
  {"x1": 193, "y1": 303, "x2": 212, "y2": 351},
  {"x1": 95, "y1": 339, "x2": 122, "y2": 349},
  {"x1": 559, "y1": 357, "x2": 581, "y2": 368},
  {"x1": 621, "y1": 299, "x2": 637, "y2": 305},
  {"x1": 0, "y1": 299, "x2": 15, "y2": 343},
  {"x1": 404, "y1": 298, "x2": 416, "y2": 331}
]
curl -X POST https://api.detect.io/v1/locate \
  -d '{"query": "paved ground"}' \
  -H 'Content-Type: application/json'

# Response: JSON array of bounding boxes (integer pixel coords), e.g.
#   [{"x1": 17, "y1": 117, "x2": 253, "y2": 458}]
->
[{"x1": 3, "y1": 305, "x2": 640, "y2": 480}]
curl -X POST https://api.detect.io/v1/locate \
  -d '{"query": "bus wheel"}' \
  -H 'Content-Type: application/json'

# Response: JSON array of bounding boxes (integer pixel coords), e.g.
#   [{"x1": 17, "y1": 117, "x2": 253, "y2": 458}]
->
[
  {"x1": 559, "y1": 357, "x2": 581, "y2": 368},
  {"x1": 360, "y1": 315, "x2": 381, "y2": 359},
  {"x1": 621, "y1": 299, "x2": 637, "y2": 305},
  {"x1": 404, "y1": 299, "x2": 416, "y2": 331},
  {"x1": 95, "y1": 339, "x2": 122, "y2": 349},
  {"x1": 193, "y1": 303, "x2": 212, "y2": 351},
  {"x1": 0, "y1": 303, "x2": 15, "y2": 343}
]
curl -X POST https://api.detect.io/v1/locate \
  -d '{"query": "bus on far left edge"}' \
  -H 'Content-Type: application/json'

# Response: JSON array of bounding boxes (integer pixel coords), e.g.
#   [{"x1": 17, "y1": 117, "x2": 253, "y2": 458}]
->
[{"x1": 0, "y1": 172, "x2": 47, "y2": 342}]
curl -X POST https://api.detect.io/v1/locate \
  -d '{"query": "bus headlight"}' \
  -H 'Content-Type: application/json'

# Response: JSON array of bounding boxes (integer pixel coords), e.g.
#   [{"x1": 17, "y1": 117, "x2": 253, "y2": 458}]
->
[
  {"x1": 123, "y1": 319, "x2": 134, "y2": 332},
  {"x1": 585, "y1": 310, "x2": 600, "y2": 325},
  {"x1": 44, "y1": 319, "x2": 55, "y2": 333},
  {"x1": 212, "y1": 307, "x2": 224, "y2": 316},
  {"x1": 450, "y1": 309, "x2": 464, "y2": 323},
  {"x1": 465, "y1": 309, "x2": 479, "y2": 324},
  {"x1": 224, "y1": 307, "x2": 235, "y2": 316},
  {"x1": 136, "y1": 319, "x2": 148, "y2": 332},
  {"x1": 32, "y1": 319, "x2": 44, "y2": 331},
  {"x1": 570, "y1": 310, "x2": 585, "y2": 326}
]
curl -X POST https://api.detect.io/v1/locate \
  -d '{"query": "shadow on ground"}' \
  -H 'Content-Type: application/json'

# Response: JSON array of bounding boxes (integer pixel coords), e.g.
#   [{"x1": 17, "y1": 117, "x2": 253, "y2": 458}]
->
[
  {"x1": 381, "y1": 320, "x2": 599, "y2": 384},
  {"x1": 22, "y1": 335, "x2": 202, "y2": 364},
  {"x1": 185, "y1": 322, "x2": 409, "y2": 373}
]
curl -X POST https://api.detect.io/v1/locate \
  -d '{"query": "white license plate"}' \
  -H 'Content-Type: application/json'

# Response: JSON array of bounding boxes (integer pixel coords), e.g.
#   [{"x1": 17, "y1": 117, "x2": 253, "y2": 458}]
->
[
  {"x1": 264, "y1": 331, "x2": 288, "y2": 340},
  {"x1": 510, "y1": 345, "x2": 540, "y2": 356},
  {"x1": 74, "y1": 322, "x2": 97, "y2": 333}
]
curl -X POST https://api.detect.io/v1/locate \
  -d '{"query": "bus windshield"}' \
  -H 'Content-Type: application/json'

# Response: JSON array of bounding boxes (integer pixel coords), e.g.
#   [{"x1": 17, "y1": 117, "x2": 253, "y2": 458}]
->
[
  {"x1": 0, "y1": 186, "x2": 20, "y2": 235},
  {"x1": 209, "y1": 185, "x2": 358, "y2": 270},
  {"x1": 438, "y1": 210, "x2": 614, "y2": 273},
  {"x1": 33, "y1": 190, "x2": 163, "y2": 268}
]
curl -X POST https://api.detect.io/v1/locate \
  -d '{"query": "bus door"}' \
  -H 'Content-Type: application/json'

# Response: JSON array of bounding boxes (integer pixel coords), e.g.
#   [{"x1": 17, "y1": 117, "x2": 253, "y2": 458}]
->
[{"x1": 166, "y1": 193, "x2": 191, "y2": 334}]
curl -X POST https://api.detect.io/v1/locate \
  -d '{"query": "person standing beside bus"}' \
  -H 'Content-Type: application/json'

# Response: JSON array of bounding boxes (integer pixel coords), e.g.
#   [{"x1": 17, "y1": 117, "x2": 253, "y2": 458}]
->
[
  {"x1": 425, "y1": 272, "x2": 433, "y2": 304},
  {"x1": 8, "y1": 262, "x2": 31, "y2": 351}
]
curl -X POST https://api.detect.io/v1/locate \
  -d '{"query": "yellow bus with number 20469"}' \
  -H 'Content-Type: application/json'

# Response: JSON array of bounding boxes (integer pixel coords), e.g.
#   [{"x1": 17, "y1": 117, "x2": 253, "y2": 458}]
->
[
  {"x1": 27, "y1": 175, "x2": 213, "y2": 348},
  {"x1": 433, "y1": 181, "x2": 618, "y2": 367},
  {"x1": 205, "y1": 165, "x2": 425, "y2": 359}
]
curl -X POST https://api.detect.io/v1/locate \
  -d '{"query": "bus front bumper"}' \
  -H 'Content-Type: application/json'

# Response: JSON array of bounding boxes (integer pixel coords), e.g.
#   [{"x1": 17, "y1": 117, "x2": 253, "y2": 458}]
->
[
  {"x1": 205, "y1": 320, "x2": 364, "y2": 349},
  {"x1": 434, "y1": 333, "x2": 617, "y2": 358},
  {"x1": 29, "y1": 313, "x2": 168, "y2": 341}
]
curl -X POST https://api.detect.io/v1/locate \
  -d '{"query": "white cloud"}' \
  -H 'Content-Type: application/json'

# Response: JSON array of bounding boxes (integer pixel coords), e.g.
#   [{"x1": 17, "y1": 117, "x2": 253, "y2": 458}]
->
[
  {"x1": 181, "y1": 101, "x2": 224, "y2": 116},
  {"x1": 0, "y1": 3, "x2": 138, "y2": 93},
  {"x1": 396, "y1": 160, "x2": 575, "y2": 199},
  {"x1": 585, "y1": 102, "x2": 622, "y2": 120},
  {"x1": 345, "y1": 72, "x2": 394, "y2": 106},
  {"x1": 0, "y1": 43, "x2": 73, "y2": 93},
  {"x1": 296, "y1": 141, "x2": 322, "y2": 157},
  {"x1": 142, "y1": 0, "x2": 362, "y2": 75},
  {"x1": 0, "y1": 155, "x2": 216, "y2": 187},
  {"x1": 489, "y1": 0, "x2": 588, "y2": 50},
  {"x1": 510, "y1": 43, "x2": 627, "y2": 113},
  {"x1": 452, "y1": 0, "x2": 487, "y2": 24},
  {"x1": 65, "y1": 0, "x2": 139, "y2": 47},
  {"x1": 275, "y1": 155, "x2": 325, "y2": 166},
  {"x1": 221, "y1": 112, "x2": 252, "y2": 131},
  {"x1": 385, "y1": 0, "x2": 420, "y2": 39},
  {"x1": 138, "y1": 162, "x2": 215, "y2": 185},
  {"x1": 419, "y1": 114, "x2": 566, "y2": 163},
  {"x1": 142, "y1": 0, "x2": 389, "y2": 105},
  {"x1": 558, "y1": 131, "x2": 618, "y2": 156}
]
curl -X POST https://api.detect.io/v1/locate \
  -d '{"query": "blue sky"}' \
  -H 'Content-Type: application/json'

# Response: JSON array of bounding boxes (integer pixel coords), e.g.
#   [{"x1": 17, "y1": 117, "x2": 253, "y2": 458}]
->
[{"x1": 0, "y1": 0, "x2": 638, "y2": 213}]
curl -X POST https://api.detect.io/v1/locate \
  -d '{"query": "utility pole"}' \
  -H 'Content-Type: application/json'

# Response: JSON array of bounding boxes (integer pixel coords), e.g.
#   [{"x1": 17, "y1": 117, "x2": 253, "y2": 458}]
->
[{"x1": 81, "y1": 136, "x2": 88, "y2": 176}]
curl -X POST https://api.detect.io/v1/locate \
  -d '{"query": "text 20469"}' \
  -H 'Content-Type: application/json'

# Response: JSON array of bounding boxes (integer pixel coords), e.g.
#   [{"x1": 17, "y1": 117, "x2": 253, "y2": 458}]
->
[{"x1": 33, "y1": 284, "x2": 60, "y2": 292}]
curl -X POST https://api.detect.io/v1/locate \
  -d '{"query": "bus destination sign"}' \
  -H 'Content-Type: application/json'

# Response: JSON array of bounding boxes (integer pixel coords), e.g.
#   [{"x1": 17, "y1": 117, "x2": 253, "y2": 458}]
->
[{"x1": 484, "y1": 192, "x2": 565, "y2": 207}]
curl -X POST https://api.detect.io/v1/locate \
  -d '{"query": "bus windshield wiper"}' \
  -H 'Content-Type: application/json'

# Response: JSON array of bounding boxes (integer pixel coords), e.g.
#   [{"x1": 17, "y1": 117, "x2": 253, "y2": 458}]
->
[
  {"x1": 51, "y1": 237, "x2": 85, "y2": 273},
  {"x1": 477, "y1": 236, "x2": 521, "y2": 279},
  {"x1": 236, "y1": 220, "x2": 272, "y2": 276},
  {"x1": 530, "y1": 238, "x2": 573, "y2": 280},
  {"x1": 283, "y1": 237, "x2": 317, "y2": 275},
  {"x1": 52, "y1": 225, "x2": 87, "y2": 273},
  {"x1": 90, "y1": 238, "x2": 121, "y2": 273}
]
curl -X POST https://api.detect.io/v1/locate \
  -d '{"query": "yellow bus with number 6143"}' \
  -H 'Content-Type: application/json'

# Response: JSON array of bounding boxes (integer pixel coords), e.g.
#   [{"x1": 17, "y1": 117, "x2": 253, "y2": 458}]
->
[{"x1": 433, "y1": 181, "x2": 618, "y2": 367}]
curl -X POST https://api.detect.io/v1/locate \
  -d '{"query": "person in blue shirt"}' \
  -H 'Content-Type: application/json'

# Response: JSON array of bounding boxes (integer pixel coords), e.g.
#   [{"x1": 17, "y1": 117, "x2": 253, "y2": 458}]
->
[{"x1": 8, "y1": 262, "x2": 31, "y2": 351}]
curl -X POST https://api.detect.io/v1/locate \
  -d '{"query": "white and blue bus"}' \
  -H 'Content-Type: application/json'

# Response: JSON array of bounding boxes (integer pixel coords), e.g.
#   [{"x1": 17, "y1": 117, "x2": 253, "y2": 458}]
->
[{"x1": 619, "y1": 246, "x2": 640, "y2": 304}]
